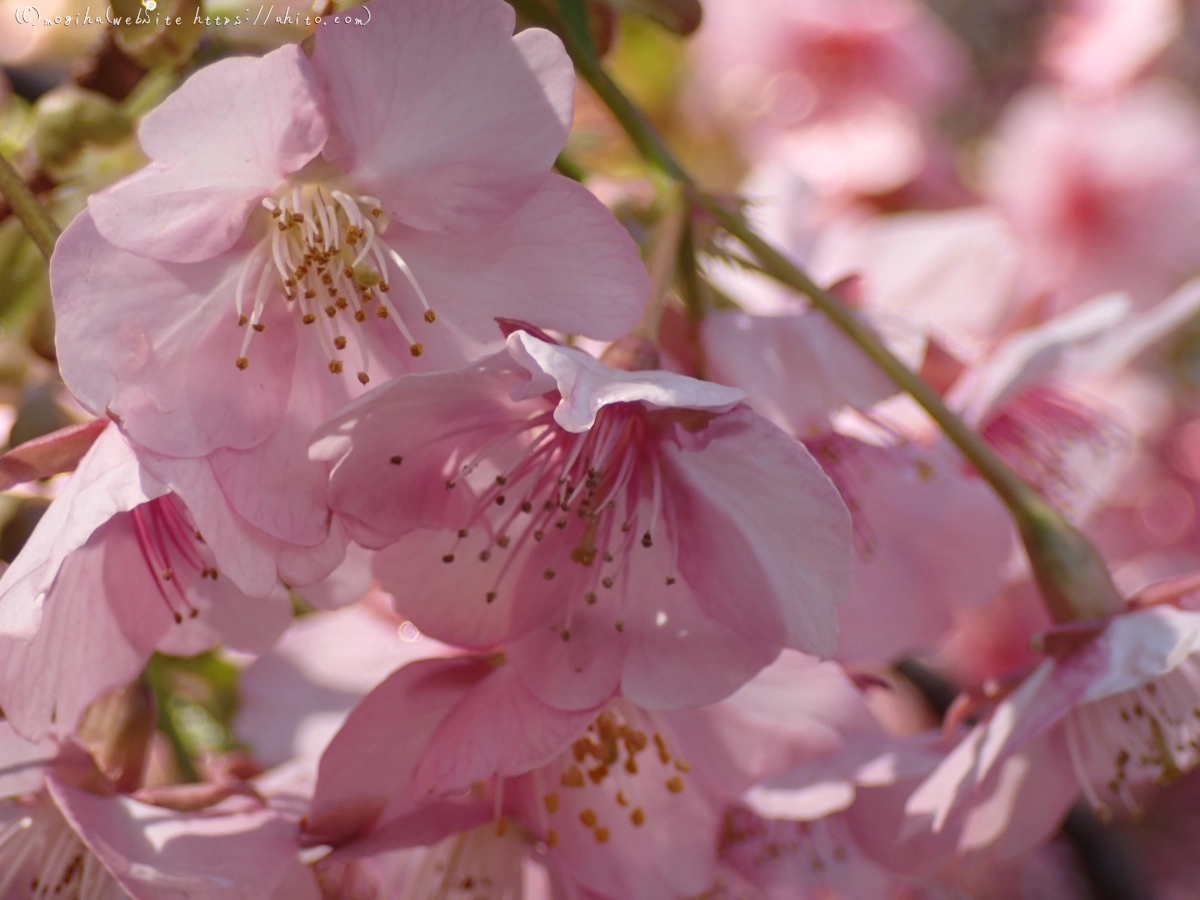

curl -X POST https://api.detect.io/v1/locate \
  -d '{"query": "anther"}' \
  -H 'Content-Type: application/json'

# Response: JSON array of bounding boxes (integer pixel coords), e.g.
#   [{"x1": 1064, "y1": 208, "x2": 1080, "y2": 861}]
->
[
  {"x1": 486, "y1": 591, "x2": 497, "y2": 603},
  {"x1": 235, "y1": 357, "x2": 249, "y2": 370},
  {"x1": 594, "y1": 827, "x2": 610, "y2": 844},
  {"x1": 496, "y1": 535, "x2": 510, "y2": 549},
  {"x1": 442, "y1": 554, "x2": 455, "y2": 564},
  {"x1": 328, "y1": 360, "x2": 344, "y2": 374},
  {"x1": 480, "y1": 550, "x2": 491, "y2": 562},
  {"x1": 238, "y1": 314, "x2": 248, "y2": 326},
  {"x1": 358, "y1": 372, "x2": 370, "y2": 384},
  {"x1": 252, "y1": 323, "x2": 265, "y2": 332},
  {"x1": 302, "y1": 313, "x2": 316, "y2": 324},
  {"x1": 630, "y1": 808, "x2": 645, "y2": 826},
  {"x1": 642, "y1": 532, "x2": 653, "y2": 548},
  {"x1": 544, "y1": 569, "x2": 556, "y2": 580},
  {"x1": 561, "y1": 629, "x2": 571, "y2": 642},
  {"x1": 409, "y1": 343, "x2": 424, "y2": 357},
  {"x1": 585, "y1": 592, "x2": 597, "y2": 605},
  {"x1": 546, "y1": 828, "x2": 559, "y2": 847},
  {"x1": 424, "y1": 310, "x2": 436, "y2": 324},
  {"x1": 390, "y1": 456, "x2": 403, "y2": 465},
  {"x1": 544, "y1": 793, "x2": 559, "y2": 813},
  {"x1": 666, "y1": 776, "x2": 684, "y2": 793},
  {"x1": 579, "y1": 809, "x2": 598, "y2": 828},
  {"x1": 333, "y1": 336, "x2": 347, "y2": 350}
]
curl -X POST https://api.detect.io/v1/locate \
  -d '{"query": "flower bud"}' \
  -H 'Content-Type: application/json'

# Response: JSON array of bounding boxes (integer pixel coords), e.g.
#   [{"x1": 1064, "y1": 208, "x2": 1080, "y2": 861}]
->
[{"x1": 33, "y1": 86, "x2": 131, "y2": 168}]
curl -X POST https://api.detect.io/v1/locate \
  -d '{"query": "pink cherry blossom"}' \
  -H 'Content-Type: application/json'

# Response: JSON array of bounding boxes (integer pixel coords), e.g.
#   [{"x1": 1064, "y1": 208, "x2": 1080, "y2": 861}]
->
[
  {"x1": 312, "y1": 331, "x2": 852, "y2": 711},
  {"x1": 0, "y1": 423, "x2": 291, "y2": 741},
  {"x1": 688, "y1": 0, "x2": 966, "y2": 193},
  {"x1": 1044, "y1": 0, "x2": 1182, "y2": 95},
  {"x1": 907, "y1": 602, "x2": 1200, "y2": 855},
  {"x1": 304, "y1": 648, "x2": 882, "y2": 898},
  {"x1": 985, "y1": 81, "x2": 1200, "y2": 313},
  {"x1": 49, "y1": 0, "x2": 648, "y2": 563},
  {"x1": 0, "y1": 731, "x2": 314, "y2": 900}
]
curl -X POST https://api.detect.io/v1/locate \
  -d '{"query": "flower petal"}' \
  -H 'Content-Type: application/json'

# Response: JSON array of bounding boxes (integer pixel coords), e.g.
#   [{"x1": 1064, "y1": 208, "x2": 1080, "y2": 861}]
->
[
  {"x1": 88, "y1": 45, "x2": 328, "y2": 263},
  {"x1": 312, "y1": 0, "x2": 571, "y2": 231},
  {"x1": 51, "y1": 213, "x2": 297, "y2": 457}
]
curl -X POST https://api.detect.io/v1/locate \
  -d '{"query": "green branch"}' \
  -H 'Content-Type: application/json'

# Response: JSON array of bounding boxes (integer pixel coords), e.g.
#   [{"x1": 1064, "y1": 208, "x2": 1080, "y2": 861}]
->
[
  {"x1": 519, "y1": 2, "x2": 1124, "y2": 621},
  {"x1": 0, "y1": 150, "x2": 58, "y2": 262}
]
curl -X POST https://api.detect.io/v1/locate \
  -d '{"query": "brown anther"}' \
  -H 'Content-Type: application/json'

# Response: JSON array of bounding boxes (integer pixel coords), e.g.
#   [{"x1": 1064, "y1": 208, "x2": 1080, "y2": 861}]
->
[
  {"x1": 556, "y1": 517, "x2": 568, "y2": 529},
  {"x1": 585, "y1": 592, "x2": 597, "y2": 605},
  {"x1": 443, "y1": 554, "x2": 455, "y2": 564},
  {"x1": 587, "y1": 765, "x2": 607, "y2": 784},
  {"x1": 321, "y1": 274, "x2": 333, "y2": 285},
  {"x1": 358, "y1": 372, "x2": 370, "y2": 384},
  {"x1": 302, "y1": 313, "x2": 317, "y2": 324},
  {"x1": 642, "y1": 532, "x2": 653, "y2": 548},
  {"x1": 333, "y1": 336, "x2": 348, "y2": 350},
  {"x1": 665, "y1": 576, "x2": 676, "y2": 586},
  {"x1": 325, "y1": 305, "x2": 337, "y2": 317},
  {"x1": 305, "y1": 289, "x2": 317, "y2": 299},
  {"x1": 615, "y1": 791, "x2": 628, "y2": 807},
  {"x1": 521, "y1": 501, "x2": 533, "y2": 513},
  {"x1": 495, "y1": 495, "x2": 506, "y2": 506},
  {"x1": 594, "y1": 827, "x2": 610, "y2": 844},
  {"x1": 602, "y1": 577, "x2": 614, "y2": 589},
  {"x1": 354, "y1": 309, "x2": 367, "y2": 322},
  {"x1": 424, "y1": 309, "x2": 436, "y2": 324},
  {"x1": 630, "y1": 807, "x2": 645, "y2": 826},
  {"x1": 560, "y1": 766, "x2": 585, "y2": 788},
  {"x1": 410, "y1": 343, "x2": 424, "y2": 357},
  {"x1": 371, "y1": 207, "x2": 383, "y2": 217},
  {"x1": 390, "y1": 456, "x2": 403, "y2": 465},
  {"x1": 665, "y1": 776, "x2": 684, "y2": 794},
  {"x1": 534, "y1": 530, "x2": 545, "y2": 542},
  {"x1": 624, "y1": 757, "x2": 638, "y2": 775},
  {"x1": 544, "y1": 793, "x2": 560, "y2": 814},
  {"x1": 496, "y1": 535, "x2": 510, "y2": 549},
  {"x1": 343, "y1": 266, "x2": 354, "y2": 278},
  {"x1": 495, "y1": 475, "x2": 508, "y2": 486},
  {"x1": 495, "y1": 817, "x2": 507, "y2": 837},
  {"x1": 252, "y1": 323, "x2": 265, "y2": 333},
  {"x1": 336, "y1": 297, "x2": 348, "y2": 310},
  {"x1": 162, "y1": 568, "x2": 174, "y2": 581},
  {"x1": 615, "y1": 620, "x2": 625, "y2": 632},
  {"x1": 376, "y1": 306, "x2": 389, "y2": 319},
  {"x1": 674, "y1": 759, "x2": 691, "y2": 773},
  {"x1": 379, "y1": 282, "x2": 391, "y2": 292},
  {"x1": 238, "y1": 314, "x2": 249, "y2": 326},
  {"x1": 480, "y1": 549, "x2": 491, "y2": 562},
  {"x1": 235, "y1": 357, "x2": 249, "y2": 370},
  {"x1": 544, "y1": 569, "x2": 556, "y2": 580},
  {"x1": 561, "y1": 629, "x2": 571, "y2": 642},
  {"x1": 328, "y1": 360, "x2": 344, "y2": 374},
  {"x1": 546, "y1": 828, "x2": 558, "y2": 847},
  {"x1": 579, "y1": 809, "x2": 598, "y2": 828},
  {"x1": 486, "y1": 591, "x2": 497, "y2": 603}
]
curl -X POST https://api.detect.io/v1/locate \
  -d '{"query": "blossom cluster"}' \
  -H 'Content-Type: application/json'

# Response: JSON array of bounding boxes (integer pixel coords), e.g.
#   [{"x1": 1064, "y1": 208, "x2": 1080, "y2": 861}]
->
[{"x1": 1, "y1": 0, "x2": 1200, "y2": 897}]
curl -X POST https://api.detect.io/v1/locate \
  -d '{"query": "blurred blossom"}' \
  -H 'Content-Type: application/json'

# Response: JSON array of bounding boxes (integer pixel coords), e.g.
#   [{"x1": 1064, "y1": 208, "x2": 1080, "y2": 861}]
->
[{"x1": 984, "y1": 81, "x2": 1200, "y2": 314}]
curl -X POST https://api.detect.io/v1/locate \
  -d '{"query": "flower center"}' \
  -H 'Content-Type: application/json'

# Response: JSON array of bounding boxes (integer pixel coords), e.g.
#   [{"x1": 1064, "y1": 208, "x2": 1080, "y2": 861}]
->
[
  {"x1": 0, "y1": 800, "x2": 119, "y2": 900},
  {"x1": 538, "y1": 706, "x2": 690, "y2": 849},
  {"x1": 130, "y1": 496, "x2": 216, "y2": 624},
  {"x1": 1066, "y1": 660, "x2": 1200, "y2": 821},
  {"x1": 436, "y1": 403, "x2": 676, "y2": 637},
  {"x1": 235, "y1": 183, "x2": 435, "y2": 383}
]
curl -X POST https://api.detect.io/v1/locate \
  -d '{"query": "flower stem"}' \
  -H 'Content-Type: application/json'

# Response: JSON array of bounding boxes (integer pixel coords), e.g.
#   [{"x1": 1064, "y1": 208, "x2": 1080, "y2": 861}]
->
[
  {"x1": 0, "y1": 149, "x2": 58, "y2": 262},
  {"x1": 526, "y1": 6, "x2": 1124, "y2": 621}
]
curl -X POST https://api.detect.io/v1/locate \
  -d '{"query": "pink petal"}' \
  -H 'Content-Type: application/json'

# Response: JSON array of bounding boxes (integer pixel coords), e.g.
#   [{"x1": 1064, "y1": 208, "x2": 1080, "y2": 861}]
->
[
  {"x1": 0, "y1": 423, "x2": 165, "y2": 640},
  {"x1": 386, "y1": 176, "x2": 649, "y2": 350},
  {"x1": 51, "y1": 213, "x2": 297, "y2": 458},
  {"x1": 0, "y1": 722, "x2": 56, "y2": 796},
  {"x1": 829, "y1": 440, "x2": 1015, "y2": 662},
  {"x1": 412, "y1": 665, "x2": 597, "y2": 798},
  {"x1": 311, "y1": 0, "x2": 571, "y2": 231},
  {"x1": 618, "y1": 538, "x2": 782, "y2": 710},
  {"x1": 661, "y1": 408, "x2": 852, "y2": 657},
  {"x1": 47, "y1": 776, "x2": 304, "y2": 900},
  {"x1": 235, "y1": 603, "x2": 450, "y2": 767},
  {"x1": 701, "y1": 310, "x2": 900, "y2": 435},
  {"x1": 315, "y1": 353, "x2": 529, "y2": 548},
  {"x1": 507, "y1": 331, "x2": 746, "y2": 432},
  {"x1": 88, "y1": 45, "x2": 328, "y2": 263},
  {"x1": 0, "y1": 418, "x2": 108, "y2": 492},
  {"x1": 139, "y1": 451, "x2": 346, "y2": 598},
  {"x1": 306, "y1": 656, "x2": 490, "y2": 845}
]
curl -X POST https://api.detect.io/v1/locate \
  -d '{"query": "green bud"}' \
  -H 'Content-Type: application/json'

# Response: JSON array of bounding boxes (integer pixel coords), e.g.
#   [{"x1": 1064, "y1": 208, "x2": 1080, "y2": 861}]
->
[{"x1": 34, "y1": 86, "x2": 132, "y2": 168}]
